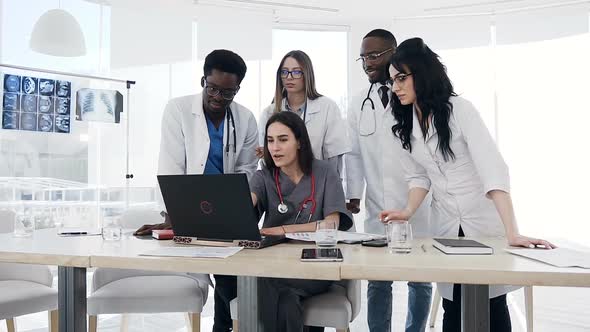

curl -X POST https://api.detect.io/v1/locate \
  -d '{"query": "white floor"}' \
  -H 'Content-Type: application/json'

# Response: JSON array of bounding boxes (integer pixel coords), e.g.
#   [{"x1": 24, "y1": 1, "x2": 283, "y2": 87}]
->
[{"x1": 2, "y1": 270, "x2": 590, "y2": 332}]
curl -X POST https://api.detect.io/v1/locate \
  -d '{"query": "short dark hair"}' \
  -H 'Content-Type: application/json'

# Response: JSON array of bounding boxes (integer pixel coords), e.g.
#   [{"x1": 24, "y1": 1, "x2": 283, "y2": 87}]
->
[
  {"x1": 263, "y1": 111, "x2": 314, "y2": 175},
  {"x1": 203, "y1": 49, "x2": 247, "y2": 83},
  {"x1": 363, "y1": 29, "x2": 398, "y2": 48}
]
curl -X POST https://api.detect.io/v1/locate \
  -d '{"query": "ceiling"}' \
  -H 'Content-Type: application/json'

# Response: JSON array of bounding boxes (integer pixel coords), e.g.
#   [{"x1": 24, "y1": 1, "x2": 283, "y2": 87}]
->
[
  {"x1": 100, "y1": 0, "x2": 587, "y2": 25},
  {"x1": 188, "y1": 0, "x2": 584, "y2": 24}
]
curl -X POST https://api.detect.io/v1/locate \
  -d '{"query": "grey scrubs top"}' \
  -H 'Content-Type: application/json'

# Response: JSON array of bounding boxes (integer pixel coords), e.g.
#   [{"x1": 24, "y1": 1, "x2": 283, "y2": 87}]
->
[{"x1": 249, "y1": 159, "x2": 353, "y2": 230}]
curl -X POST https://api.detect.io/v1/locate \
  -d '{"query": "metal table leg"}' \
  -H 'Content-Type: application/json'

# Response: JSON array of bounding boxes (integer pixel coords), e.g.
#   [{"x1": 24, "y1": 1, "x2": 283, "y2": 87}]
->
[
  {"x1": 237, "y1": 276, "x2": 263, "y2": 332},
  {"x1": 58, "y1": 266, "x2": 87, "y2": 332},
  {"x1": 461, "y1": 284, "x2": 490, "y2": 332}
]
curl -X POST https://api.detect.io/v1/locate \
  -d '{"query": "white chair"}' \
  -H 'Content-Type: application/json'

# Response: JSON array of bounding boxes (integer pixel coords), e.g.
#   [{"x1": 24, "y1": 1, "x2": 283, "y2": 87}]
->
[
  {"x1": 230, "y1": 279, "x2": 361, "y2": 332},
  {"x1": 230, "y1": 222, "x2": 361, "y2": 332},
  {"x1": 428, "y1": 285, "x2": 534, "y2": 331},
  {"x1": 87, "y1": 208, "x2": 210, "y2": 332},
  {"x1": 0, "y1": 210, "x2": 58, "y2": 332}
]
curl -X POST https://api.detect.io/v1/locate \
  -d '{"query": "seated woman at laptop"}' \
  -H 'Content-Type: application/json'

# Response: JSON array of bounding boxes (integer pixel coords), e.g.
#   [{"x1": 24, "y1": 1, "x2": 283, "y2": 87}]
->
[{"x1": 249, "y1": 111, "x2": 353, "y2": 331}]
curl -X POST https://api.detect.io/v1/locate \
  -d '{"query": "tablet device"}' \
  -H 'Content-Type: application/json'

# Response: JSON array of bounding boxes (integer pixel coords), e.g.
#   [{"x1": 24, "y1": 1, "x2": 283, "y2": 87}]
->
[{"x1": 301, "y1": 248, "x2": 343, "y2": 262}]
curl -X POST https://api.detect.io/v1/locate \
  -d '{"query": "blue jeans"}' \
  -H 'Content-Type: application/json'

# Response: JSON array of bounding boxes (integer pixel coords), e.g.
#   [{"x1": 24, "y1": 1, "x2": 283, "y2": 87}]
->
[{"x1": 367, "y1": 281, "x2": 433, "y2": 332}]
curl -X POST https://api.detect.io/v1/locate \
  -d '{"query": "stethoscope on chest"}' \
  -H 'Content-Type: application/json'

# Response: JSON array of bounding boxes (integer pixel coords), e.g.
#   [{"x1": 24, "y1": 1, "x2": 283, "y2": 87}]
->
[
  {"x1": 359, "y1": 83, "x2": 379, "y2": 136},
  {"x1": 274, "y1": 169, "x2": 317, "y2": 224},
  {"x1": 224, "y1": 107, "x2": 237, "y2": 154}
]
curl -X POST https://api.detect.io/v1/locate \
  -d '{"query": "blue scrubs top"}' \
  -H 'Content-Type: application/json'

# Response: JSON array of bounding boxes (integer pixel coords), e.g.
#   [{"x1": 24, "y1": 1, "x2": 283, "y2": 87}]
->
[{"x1": 204, "y1": 115, "x2": 224, "y2": 175}]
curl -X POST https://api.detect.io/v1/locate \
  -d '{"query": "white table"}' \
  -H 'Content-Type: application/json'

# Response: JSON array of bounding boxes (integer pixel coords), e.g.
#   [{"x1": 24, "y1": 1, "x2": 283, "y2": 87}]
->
[
  {"x1": 1, "y1": 230, "x2": 589, "y2": 332},
  {"x1": 339, "y1": 238, "x2": 590, "y2": 331}
]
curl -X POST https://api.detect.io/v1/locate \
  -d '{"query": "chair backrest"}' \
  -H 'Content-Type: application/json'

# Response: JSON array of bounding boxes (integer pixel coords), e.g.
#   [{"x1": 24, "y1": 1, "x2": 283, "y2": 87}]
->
[
  {"x1": 119, "y1": 208, "x2": 163, "y2": 229},
  {"x1": 0, "y1": 262, "x2": 53, "y2": 286},
  {"x1": 0, "y1": 211, "x2": 53, "y2": 286},
  {"x1": 0, "y1": 210, "x2": 15, "y2": 233}
]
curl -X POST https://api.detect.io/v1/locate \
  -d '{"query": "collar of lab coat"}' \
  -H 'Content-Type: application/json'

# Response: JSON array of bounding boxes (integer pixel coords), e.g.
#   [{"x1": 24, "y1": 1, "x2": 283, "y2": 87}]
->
[
  {"x1": 190, "y1": 93, "x2": 236, "y2": 158},
  {"x1": 411, "y1": 104, "x2": 437, "y2": 141},
  {"x1": 191, "y1": 93, "x2": 236, "y2": 126},
  {"x1": 282, "y1": 97, "x2": 321, "y2": 124}
]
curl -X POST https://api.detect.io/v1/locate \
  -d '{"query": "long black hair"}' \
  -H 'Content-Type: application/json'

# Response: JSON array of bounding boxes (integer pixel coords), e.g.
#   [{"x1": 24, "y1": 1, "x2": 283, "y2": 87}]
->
[
  {"x1": 263, "y1": 111, "x2": 314, "y2": 175},
  {"x1": 390, "y1": 38, "x2": 457, "y2": 161}
]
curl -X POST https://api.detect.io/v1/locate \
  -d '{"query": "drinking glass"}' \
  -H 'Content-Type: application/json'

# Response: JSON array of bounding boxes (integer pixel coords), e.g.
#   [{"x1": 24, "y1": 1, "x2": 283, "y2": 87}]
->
[
  {"x1": 386, "y1": 221, "x2": 412, "y2": 253},
  {"x1": 315, "y1": 219, "x2": 338, "y2": 248}
]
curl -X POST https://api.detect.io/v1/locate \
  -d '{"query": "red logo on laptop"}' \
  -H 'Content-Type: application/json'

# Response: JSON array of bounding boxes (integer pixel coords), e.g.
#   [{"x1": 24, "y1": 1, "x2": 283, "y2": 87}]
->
[{"x1": 200, "y1": 200, "x2": 213, "y2": 215}]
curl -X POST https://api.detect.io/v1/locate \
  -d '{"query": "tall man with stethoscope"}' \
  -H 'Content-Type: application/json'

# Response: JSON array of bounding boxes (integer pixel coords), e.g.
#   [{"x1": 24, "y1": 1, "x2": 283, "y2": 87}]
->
[
  {"x1": 345, "y1": 29, "x2": 432, "y2": 332},
  {"x1": 134, "y1": 49, "x2": 258, "y2": 332}
]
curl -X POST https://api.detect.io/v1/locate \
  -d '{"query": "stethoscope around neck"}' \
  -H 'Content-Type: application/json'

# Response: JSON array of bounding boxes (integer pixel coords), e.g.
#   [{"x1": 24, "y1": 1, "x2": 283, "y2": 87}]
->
[
  {"x1": 224, "y1": 106, "x2": 236, "y2": 154},
  {"x1": 359, "y1": 83, "x2": 377, "y2": 136},
  {"x1": 274, "y1": 168, "x2": 317, "y2": 224}
]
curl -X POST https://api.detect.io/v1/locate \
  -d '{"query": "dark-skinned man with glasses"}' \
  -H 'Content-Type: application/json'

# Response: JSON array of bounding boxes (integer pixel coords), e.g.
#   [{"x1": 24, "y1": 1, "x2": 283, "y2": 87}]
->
[
  {"x1": 134, "y1": 49, "x2": 258, "y2": 332},
  {"x1": 345, "y1": 30, "x2": 433, "y2": 332}
]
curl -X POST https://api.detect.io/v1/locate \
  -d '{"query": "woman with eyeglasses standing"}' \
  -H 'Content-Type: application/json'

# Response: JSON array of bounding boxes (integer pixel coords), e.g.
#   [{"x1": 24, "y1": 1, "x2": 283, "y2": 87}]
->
[
  {"x1": 256, "y1": 50, "x2": 351, "y2": 176},
  {"x1": 379, "y1": 38, "x2": 555, "y2": 332}
]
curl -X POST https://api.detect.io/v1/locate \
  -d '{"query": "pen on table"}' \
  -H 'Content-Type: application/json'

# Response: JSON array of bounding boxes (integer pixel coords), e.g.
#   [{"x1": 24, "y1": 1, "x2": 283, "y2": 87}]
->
[
  {"x1": 421, "y1": 244, "x2": 426, "y2": 253},
  {"x1": 60, "y1": 232, "x2": 88, "y2": 235}
]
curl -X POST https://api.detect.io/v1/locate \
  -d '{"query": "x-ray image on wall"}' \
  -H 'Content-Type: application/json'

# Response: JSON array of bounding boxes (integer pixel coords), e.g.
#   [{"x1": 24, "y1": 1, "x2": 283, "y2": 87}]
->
[
  {"x1": 56, "y1": 97, "x2": 70, "y2": 115},
  {"x1": 20, "y1": 112, "x2": 37, "y2": 131},
  {"x1": 22, "y1": 95, "x2": 38, "y2": 113},
  {"x1": 38, "y1": 114, "x2": 53, "y2": 132},
  {"x1": 3, "y1": 93, "x2": 19, "y2": 111},
  {"x1": 38, "y1": 96, "x2": 54, "y2": 113},
  {"x1": 2, "y1": 73, "x2": 71, "y2": 133},
  {"x1": 4, "y1": 75, "x2": 21, "y2": 93},
  {"x1": 39, "y1": 79, "x2": 55, "y2": 96},
  {"x1": 56, "y1": 80, "x2": 71, "y2": 98},
  {"x1": 55, "y1": 114, "x2": 70, "y2": 133},
  {"x1": 76, "y1": 88, "x2": 123, "y2": 124},
  {"x1": 2, "y1": 111, "x2": 18, "y2": 129},
  {"x1": 22, "y1": 76, "x2": 38, "y2": 95}
]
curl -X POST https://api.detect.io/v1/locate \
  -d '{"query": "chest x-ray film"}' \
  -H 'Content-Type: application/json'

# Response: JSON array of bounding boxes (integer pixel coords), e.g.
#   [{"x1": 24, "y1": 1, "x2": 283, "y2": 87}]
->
[
  {"x1": 75, "y1": 88, "x2": 123, "y2": 123},
  {"x1": 2, "y1": 73, "x2": 72, "y2": 133}
]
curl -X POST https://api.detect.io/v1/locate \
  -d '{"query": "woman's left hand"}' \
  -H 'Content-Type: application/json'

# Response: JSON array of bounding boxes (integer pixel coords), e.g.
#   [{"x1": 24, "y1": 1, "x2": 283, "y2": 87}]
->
[
  {"x1": 507, "y1": 234, "x2": 557, "y2": 249},
  {"x1": 260, "y1": 226, "x2": 285, "y2": 236}
]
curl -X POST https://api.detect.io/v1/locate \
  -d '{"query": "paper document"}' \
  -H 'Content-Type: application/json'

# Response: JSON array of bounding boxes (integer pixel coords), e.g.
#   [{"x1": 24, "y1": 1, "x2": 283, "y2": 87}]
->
[
  {"x1": 286, "y1": 231, "x2": 385, "y2": 242},
  {"x1": 141, "y1": 246, "x2": 243, "y2": 259},
  {"x1": 505, "y1": 247, "x2": 590, "y2": 269}
]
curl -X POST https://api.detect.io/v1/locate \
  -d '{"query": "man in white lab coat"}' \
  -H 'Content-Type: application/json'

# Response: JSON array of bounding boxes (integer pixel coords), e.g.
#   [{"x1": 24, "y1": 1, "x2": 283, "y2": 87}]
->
[
  {"x1": 134, "y1": 49, "x2": 258, "y2": 332},
  {"x1": 346, "y1": 29, "x2": 432, "y2": 332}
]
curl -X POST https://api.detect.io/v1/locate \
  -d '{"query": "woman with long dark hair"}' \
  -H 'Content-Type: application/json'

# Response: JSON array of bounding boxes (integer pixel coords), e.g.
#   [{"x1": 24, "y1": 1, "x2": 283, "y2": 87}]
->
[
  {"x1": 379, "y1": 38, "x2": 555, "y2": 332},
  {"x1": 249, "y1": 111, "x2": 353, "y2": 331},
  {"x1": 256, "y1": 50, "x2": 350, "y2": 175}
]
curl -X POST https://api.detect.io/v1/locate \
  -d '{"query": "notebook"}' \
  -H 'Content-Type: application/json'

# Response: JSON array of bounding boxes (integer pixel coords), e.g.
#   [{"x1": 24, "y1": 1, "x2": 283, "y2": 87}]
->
[{"x1": 432, "y1": 238, "x2": 493, "y2": 255}]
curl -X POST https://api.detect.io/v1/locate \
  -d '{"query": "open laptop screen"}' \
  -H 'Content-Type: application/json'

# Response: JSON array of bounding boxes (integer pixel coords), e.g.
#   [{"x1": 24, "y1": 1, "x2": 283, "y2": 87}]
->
[{"x1": 157, "y1": 174, "x2": 262, "y2": 242}]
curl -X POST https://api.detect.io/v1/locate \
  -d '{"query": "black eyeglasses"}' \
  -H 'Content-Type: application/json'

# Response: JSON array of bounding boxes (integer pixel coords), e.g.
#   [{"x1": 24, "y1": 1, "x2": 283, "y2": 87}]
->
[
  {"x1": 280, "y1": 69, "x2": 304, "y2": 79},
  {"x1": 391, "y1": 73, "x2": 412, "y2": 85},
  {"x1": 357, "y1": 47, "x2": 394, "y2": 62},
  {"x1": 204, "y1": 81, "x2": 239, "y2": 100}
]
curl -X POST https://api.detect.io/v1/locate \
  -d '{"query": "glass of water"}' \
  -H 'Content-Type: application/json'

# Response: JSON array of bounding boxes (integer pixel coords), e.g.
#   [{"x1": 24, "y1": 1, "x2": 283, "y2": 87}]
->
[
  {"x1": 102, "y1": 216, "x2": 122, "y2": 241},
  {"x1": 13, "y1": 213, "x2": 34, "y2": 237},
  {"x1": 315, "y1": 219, "x2": 338, "y2": 248},
  {"x1": 386, "y1": 221, "x2": 413, "y2": 253}
]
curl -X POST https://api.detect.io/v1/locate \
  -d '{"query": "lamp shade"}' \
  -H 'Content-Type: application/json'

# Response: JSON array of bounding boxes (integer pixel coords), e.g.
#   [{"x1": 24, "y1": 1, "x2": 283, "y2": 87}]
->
[{"x1": 29, "y1": 9, "x2": 87, "y2": 57}]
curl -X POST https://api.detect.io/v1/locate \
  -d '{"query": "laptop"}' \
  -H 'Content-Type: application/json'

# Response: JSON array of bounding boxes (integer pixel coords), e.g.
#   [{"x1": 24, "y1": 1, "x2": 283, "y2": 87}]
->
[{"x1": 157, "y1": 173, "x2": 286, "y2": 249}]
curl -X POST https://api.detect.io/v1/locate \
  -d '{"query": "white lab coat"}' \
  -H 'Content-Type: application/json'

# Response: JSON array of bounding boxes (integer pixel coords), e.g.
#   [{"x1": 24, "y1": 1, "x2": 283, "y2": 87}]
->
[
  {"x1": 157, "y1": 93, "x2": 258, "y2": 209},
  {"x1": 258, "y1": 96, "x2": 351, "y2": 160},
  {"x1": 346, "y1": 84, "x2": 431, "y2": 237},
  {"x1": 400, "y1": 96, "x2": 519, "y2": 300}
]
